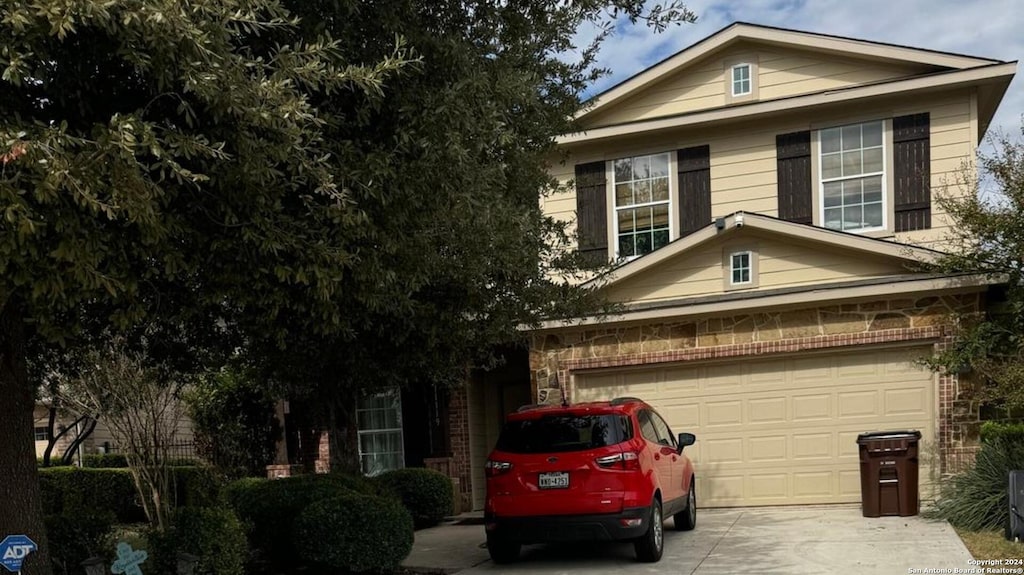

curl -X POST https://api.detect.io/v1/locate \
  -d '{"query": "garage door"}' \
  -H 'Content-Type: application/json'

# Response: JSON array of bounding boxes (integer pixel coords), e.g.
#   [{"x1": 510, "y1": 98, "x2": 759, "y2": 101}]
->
[{"x1": 574, "y1": 347, "x2": 935, "y2": 507}]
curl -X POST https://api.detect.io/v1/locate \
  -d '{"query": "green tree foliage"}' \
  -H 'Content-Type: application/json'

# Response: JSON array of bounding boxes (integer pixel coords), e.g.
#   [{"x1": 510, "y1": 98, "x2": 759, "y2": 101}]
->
[
  {"x1": 0, "y1": 1, "x2": 694, "y2": 571},
  {"x1": 929, "y1": 126, "x2": 1024, "y2": 410},
  {"x1": 186, "y1": 365, "x2": 281, "y2": 478}
]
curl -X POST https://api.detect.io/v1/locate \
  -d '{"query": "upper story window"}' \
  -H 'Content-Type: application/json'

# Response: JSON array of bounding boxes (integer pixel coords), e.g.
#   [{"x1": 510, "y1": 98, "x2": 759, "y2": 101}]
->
[
  {"x1": 613, "y1": 153, "x2": 671, "y2": 258},
  {"x1": 819, "y1": 120, "x2": 885, "y2": 232},
  {"x1": 731, "y1": 64, "x2": 752, "y2": 97},
  {"x1": 34, "y1": 426, "x2": 47, "y2": 441},
  {"x1": 730, "y1": 251, "x2": 752, "y2": 285}
]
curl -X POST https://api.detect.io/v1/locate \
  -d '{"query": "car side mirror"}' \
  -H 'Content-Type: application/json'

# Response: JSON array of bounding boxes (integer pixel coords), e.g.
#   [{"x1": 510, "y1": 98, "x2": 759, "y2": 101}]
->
[{"x1": 677, "y1": 432, "x2": 696, "y2": 452}]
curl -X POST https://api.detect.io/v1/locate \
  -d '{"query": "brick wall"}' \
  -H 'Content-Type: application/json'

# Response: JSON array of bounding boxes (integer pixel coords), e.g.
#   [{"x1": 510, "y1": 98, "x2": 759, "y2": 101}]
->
[
  {"x1": 447, "y1": 385, "x2": 473, "y2": 511},
  {"x1": 530, "y1": 293, "x2": 982, "y2": 473}
]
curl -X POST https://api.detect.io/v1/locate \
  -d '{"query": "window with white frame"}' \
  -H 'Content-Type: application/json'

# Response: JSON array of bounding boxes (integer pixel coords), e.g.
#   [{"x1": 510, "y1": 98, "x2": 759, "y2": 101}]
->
[
  {"x1": 357, "y1": 389, "x2": 404, "y2": 476},
  {"x1": 33, "y1": 426, "x2": 47, "y2": 441},
  {"x1": 731, "y1": 64, "x2": 751, "y2": 97},
  {"x1": 613, "y1": 153, "x2": 671, "y2": 258},
  {"x1": 730, "y1": 251, "x2": 752, "y2": 285},
  {"x1": 820, "y1": 120, "x2": 885, "y2": 232}
]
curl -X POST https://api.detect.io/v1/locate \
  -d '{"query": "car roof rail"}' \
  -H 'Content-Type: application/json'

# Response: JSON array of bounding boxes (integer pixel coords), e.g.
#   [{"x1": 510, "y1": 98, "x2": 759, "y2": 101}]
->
[{"x1": 609, "y1": 396, "x2": 644, "y2": 406}]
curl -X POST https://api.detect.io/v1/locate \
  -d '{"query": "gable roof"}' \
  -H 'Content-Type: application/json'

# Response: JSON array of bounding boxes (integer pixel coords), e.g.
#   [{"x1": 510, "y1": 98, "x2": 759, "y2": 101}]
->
[
  {"x1": 579, "y1": 22, "x2": 1007, "y2": 123},
  {"x1": 585, "y1": 212, "x2": 943, "y2": 291}
]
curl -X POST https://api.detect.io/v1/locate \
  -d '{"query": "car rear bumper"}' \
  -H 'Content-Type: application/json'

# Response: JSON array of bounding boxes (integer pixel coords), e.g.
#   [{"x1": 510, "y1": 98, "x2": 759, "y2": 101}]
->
[{"x1": 484, "y1": 506, "x2": 651, "y2": 543}]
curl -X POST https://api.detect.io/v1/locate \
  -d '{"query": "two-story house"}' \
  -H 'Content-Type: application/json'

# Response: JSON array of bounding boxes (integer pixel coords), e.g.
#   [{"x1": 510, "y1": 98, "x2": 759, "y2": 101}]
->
[{"x1": 447, "y1": 23, "x2": 1016, "y2": 511}]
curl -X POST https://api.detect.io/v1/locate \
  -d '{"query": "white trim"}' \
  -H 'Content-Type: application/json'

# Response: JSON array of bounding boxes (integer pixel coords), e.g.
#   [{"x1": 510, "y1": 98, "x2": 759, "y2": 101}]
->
[
  {"x1": 729, "y1": 251, "x2": 752, "y2": 285},
  {"x1": 577, "y1": 22, "x2": 1002, "y2": 122},
  {"x1": 560, "y1": 63, "x2": 1016, "y2": 146}
]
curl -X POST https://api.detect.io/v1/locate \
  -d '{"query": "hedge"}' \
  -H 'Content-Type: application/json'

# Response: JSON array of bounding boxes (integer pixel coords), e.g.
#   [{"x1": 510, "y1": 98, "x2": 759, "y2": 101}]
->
[
  {"x1": 980, "y1": 421, "x2": 1024, "y2": 444},
  {"x1": 149, "y1": 507, "x2": 247, "y2": 575},
  {"x1": 226, "y1": 474, "x2": 358, "y2": 566},
  {"x1": 39, "y1": 466, "x2": 222, "y2": 523},
  {"x1": 82, "y1": 453, "x2": 129, "y2": 468},
  {"x1": 294, "y1": 494, "x2": 414, "y2": 572},
  {"x1": 45, "y1": 509, "x2": 115, "y2": 574},
  {"x1": 375, "y1": 468, "x2": 454, "y2": 528}
]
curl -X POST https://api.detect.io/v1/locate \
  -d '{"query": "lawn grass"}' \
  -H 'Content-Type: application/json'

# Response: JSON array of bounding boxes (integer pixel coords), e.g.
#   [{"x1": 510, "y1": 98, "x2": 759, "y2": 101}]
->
[{"x1": 955, "y1": 528, "x2": 1024, "y2": 561}]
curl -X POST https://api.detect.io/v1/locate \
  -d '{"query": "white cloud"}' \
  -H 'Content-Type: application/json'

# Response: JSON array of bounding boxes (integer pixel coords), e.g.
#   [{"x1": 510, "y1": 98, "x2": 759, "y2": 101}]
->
[{"x1": 584, "y1": 0, "x2": 1023, "y2": 139}]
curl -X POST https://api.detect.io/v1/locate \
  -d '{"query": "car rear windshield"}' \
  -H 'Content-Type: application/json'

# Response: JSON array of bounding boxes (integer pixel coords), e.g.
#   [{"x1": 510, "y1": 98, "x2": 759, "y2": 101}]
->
[{"x1": 495, "y1": 414, "x2": 629, "y2": 453}]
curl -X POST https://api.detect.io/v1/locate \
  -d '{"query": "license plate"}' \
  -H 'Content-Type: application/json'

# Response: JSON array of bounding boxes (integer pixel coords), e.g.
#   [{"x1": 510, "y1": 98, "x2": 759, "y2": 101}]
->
[{"x1": 538, "y1": 471, "x2": 569, "y2": 489}]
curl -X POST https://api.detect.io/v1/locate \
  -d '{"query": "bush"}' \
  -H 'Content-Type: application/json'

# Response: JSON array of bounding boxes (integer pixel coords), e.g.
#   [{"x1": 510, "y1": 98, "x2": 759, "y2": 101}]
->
[
  {"x1": 46, "y1": 510, "x2": 115, "y2": 575},
  {"x1": 226, "y1": 474, "x2": 357, "y2": 565},
  {"x1": 981, "y1": 421, "x2": 1024, "y2": 444},
  {"x1": 375, "y1": 468, "x2": 454, "y2": 528},
  {"x1": 39, "y1": 468, "x2": 143, "y2": 523},
  {"x1": 294, "y1": 494, "x2": 413, "y2": 572},
  {"x1": 39, "y1": 466, "x2": 222, "y2": 523},
  {"x1": 926, "y1": 438, "x2": 1024, "y2": 529},
  {"x1": 82, "y1": 453, "x2": 129, "y2": 468},
  {"x1": 222, "y1": 477, "x2": 267, "y2": 512},
  {"x1": 148, "y1": 507, "x2": 247, "y2": 575}
]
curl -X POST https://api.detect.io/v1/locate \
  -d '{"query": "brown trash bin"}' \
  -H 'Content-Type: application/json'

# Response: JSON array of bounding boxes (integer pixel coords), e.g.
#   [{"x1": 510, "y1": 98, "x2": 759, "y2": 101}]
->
[{"x1": 856, "y1": 430, "x2": 921, "y2": 517}]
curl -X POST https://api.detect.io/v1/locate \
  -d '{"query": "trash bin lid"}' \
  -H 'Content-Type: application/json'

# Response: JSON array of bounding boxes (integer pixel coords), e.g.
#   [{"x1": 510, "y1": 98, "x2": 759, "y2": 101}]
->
[{"x1": 856, "y1": 430, "x2": 921, "y2": 443}]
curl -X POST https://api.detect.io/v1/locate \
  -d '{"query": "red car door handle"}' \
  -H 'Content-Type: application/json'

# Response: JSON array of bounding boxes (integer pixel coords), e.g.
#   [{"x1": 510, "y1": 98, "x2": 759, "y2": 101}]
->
[{"x1": 654, "y1": 453, "x2": 661, "y2": 461}]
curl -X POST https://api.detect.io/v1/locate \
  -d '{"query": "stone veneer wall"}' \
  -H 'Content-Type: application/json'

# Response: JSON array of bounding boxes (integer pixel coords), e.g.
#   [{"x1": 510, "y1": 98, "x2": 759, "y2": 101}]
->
[{"x1": 529, "y1": 293, "x2": 982, "y2": 473}]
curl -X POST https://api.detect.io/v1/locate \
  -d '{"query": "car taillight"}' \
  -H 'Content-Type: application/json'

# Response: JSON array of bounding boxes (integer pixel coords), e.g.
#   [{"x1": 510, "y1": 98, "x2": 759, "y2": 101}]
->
[
  {"x1": 485, "y1": 459, "x2": 513, "y2": 477},
  {"x1": 595, "y1": 451, "x2": 640, "y2": 470}
]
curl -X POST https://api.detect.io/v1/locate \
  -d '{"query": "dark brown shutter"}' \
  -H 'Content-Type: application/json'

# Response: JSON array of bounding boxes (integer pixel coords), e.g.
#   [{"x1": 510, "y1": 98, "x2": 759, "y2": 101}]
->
[
  {"x1": 776, "y1": 131, "x2": 812, "y2": 224},
  {"x1": 575, "y1": 161, "x2": 608, "y2": 266},
  {"x1": 893, "y1": 113, "x2": 931, "y2": 232},
  {"x1": 677, "y1": 145, "x2": 711, "y2": 237}
]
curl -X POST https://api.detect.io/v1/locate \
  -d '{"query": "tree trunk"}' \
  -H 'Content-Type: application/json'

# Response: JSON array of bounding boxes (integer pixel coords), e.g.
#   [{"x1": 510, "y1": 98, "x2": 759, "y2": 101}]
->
[
  {"x1": 327, "y1": 401, "x2": 361, "y2": 474},
  {"x1": 0, "y1": 301, "x2": 52, "y2": 575}
]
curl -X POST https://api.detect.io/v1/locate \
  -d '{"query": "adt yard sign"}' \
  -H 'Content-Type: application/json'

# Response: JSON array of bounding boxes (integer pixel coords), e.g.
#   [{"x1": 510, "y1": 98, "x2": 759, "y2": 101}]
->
[{"x1": 0, "y1": 534, "x2": 37, "y2": 573}]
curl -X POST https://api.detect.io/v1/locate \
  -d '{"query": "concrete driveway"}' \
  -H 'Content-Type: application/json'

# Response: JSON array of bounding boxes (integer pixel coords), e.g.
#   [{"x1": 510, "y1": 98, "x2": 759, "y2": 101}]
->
[{"x1": 403, "y1": 506, "x2": 975, "y2": 575}]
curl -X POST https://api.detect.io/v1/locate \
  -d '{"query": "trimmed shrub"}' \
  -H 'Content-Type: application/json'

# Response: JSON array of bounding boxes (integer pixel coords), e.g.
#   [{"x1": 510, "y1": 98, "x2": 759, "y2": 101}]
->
[
  {"x1": 46, "y1": 510, "x2": 115, "y2": 575},
  {"x1": 926, "y1": 437, "x2": 1024, "y2": 529},
  {"x1": 39, "y1": 466, "x2": 222, "y2": 523},
  {"x1": 980, "y1": 420, "x2": 1024, "y2": 444},
  {"x1": 149, "y1": 507, "x2": 247, "y2": 575},
  {"x1": 375, "y1": 468, "x2": 454, "y2": 528},
  {"x1": 82, "y1": 453, "x2": 129, "y2": 468},
  {"x1": 294, "y1": 494, "x2": 413, "y2": 572},
  {"x1": 227, "y1": 474, "x2": 356, "y2": 565},
  {"x1": 222, "y1": 477, "x2": 267, "y2": 512},
  {"x1": 39, "y1": 467, "x2": 143, "y2": 522}
]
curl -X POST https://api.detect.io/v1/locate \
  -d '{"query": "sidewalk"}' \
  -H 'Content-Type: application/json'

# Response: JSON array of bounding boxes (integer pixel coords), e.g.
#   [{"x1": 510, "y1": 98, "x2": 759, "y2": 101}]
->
[{"x1": 402, "y1": 513, "x2": 490, "y2": 574}]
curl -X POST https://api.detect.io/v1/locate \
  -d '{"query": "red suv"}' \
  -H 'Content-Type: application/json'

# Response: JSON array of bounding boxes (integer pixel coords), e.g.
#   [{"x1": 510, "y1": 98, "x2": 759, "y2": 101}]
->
[{"x1": 484, "y1": 397, "x2": 696, "y2": 563}]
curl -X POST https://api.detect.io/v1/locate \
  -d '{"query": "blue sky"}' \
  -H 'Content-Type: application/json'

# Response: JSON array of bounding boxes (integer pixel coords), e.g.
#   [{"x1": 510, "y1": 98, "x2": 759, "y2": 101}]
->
[{"x1": 580, "y1": 0, "x2": 1023, "y2": 140}]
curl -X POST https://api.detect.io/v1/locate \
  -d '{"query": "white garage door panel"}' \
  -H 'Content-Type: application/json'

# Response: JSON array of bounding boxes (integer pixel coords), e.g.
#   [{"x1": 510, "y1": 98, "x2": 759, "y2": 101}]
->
[{"x1": 575, "y1": 347, "x2": 935, "y2": 507}]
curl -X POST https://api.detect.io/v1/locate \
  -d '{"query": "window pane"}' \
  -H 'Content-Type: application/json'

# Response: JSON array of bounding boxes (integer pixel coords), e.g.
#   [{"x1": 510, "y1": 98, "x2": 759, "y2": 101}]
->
[
  {"x1": 615, "y1": 183, "x2": 632, "y2": 206},
  {"x1": 844, "y1": 206, "x2": 862, "y2": 230},
  {"x1": 618, "y1": 235, "x2": 635, "y2": 257},
  {"x1": 635, "y1": 233, "x2": 651, "y2": 255},
  {"x1": 841, "y1": 125, "x2": 861, "y2": 151},
  {"x1": 842, "y1": 179, "x2": 863, "y2": 205},
  {"x1": 618, "y1": 209, "x2": 634, "y2": 232},
  {"x1": 635, "y1": 207, "x2": 653, "y2": 232},
  {"x1": 821, "y1": 153, "x2": 842, "y2": 179},
  {"x1": 652, "y1": 204, "x2": 669, "y2": 227},
  {"x1": 653, "y1": 230, "x2": 669, "y2": 250},
  {"x1": 821, "y1": 128, "x2": 841, "y2": 154},
  {"x1": 863, "y1": 121, "x2": 883, "y2": 147},
  {"x1": 651, "y1": 178, "x2": 669, "y2": 201},
  {"x1": 824, "y1": 207, "x2": 842, "y2": 229},
  {"x1": 632, "y1": 156, "x2": 651, "y2": 180},
  {"x1": 864, "y1": 202, "x2": 883, "y2": 227},
  {"x1": 650, "y1": 154, "x2": 669, "y2": 178},
  {"x1": 863, "y1": 147, "x2": 883, "y2": 173},
  {"x1": 842, "y1": 150, "x2": 862, "y2": 176},
  {"x1": 614, "y1": 158, "x2": 632, "y2": 182},
  {"x1": 863, "y1": 177, "x2": 882, "y2": 203},
  {"x1": 634, "y1": 180, "x2": 651, "y2": 204},
  {"x1": 823, "y1": 182, "x2": 842, "y2": 207}
]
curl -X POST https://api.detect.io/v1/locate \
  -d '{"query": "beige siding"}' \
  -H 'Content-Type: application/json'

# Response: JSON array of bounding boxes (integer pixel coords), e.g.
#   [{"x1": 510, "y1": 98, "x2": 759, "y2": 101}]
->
[
  {"x1": 603, "y1": 232, "x2": 912, "y2": 305},
  {"x1": 546, "y1": 90, "x2": 976, "y2": 262},
  {"x1": 583, "y1": 44, "x2": 932, "y2": 128}
]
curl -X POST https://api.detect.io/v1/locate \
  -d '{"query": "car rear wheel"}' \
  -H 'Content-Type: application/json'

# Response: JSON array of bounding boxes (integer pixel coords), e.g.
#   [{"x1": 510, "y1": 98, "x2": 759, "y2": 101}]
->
[
  {"x1": 486, "y1": 532, "x2": 521, "y2": 564},
  {"x1": 634, "y1": 498, "x2": 664, "y2": 562},
  {"x1": 674, "y1": 479, "x2": 696, "y2": 531}
]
